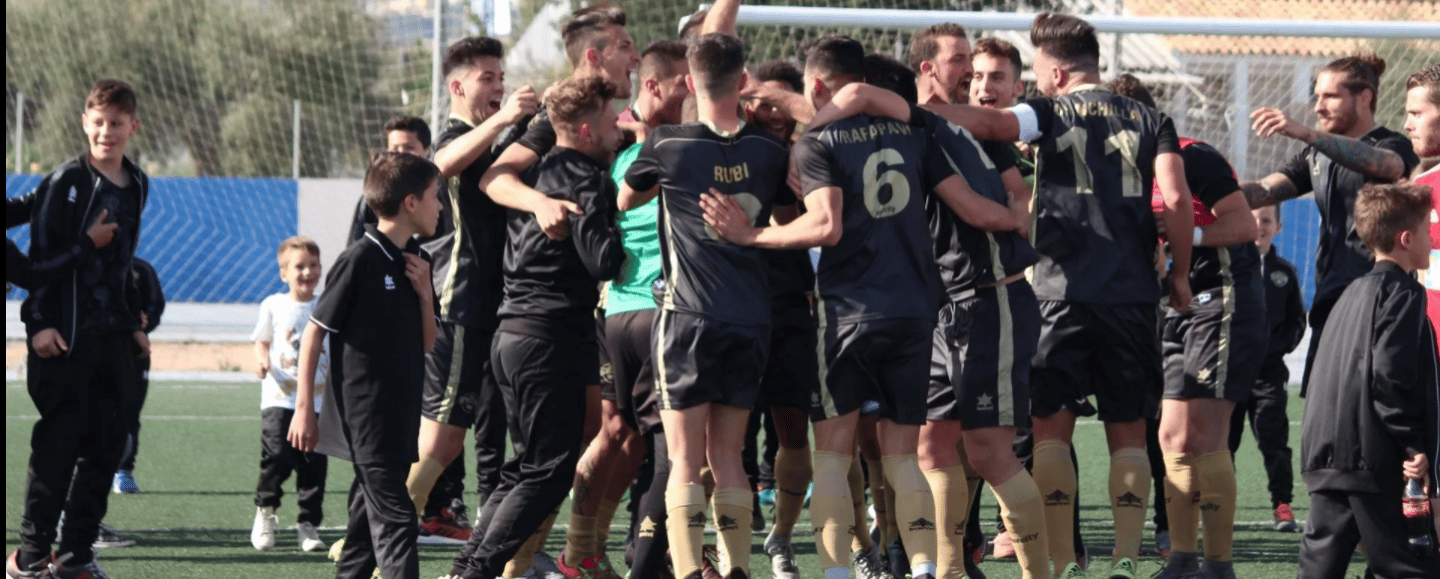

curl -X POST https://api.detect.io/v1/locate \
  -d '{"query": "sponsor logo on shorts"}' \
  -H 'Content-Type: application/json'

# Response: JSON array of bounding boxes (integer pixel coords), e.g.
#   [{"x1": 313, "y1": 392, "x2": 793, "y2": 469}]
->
[
  {"x1": 717, "y1": 515, "x2": 739, "y2": 531},
  {"x1": 599, "y1": 363, "x2": 614, "y2": 385},
  {"x1": 1196, "y1": 292, "x2": 1212, "y2": 305},
  {"x1": 637, "y1": 516, "x2": 656, "y2": 538},
  {"x1": 688, "y1": 512, "x2": 707, "y2": 528},
  {"x1": 1115, "y1": 492, "x2": 1145, "y2": 508},
  {"x1": 907, "y1": 517, "x2": 936, "y2": 531},
  {"x1": 1270, "y1": 270, "x2": 1290, "y2": 287},
  {"x1": 458, "y1": 392, "x2": 480, "y2": 414},
  {"x1": 1044, "y1": 490, "x2": 1071, "y2": 506},
  {"x1": 976, "y1": 393, "x2": 995, "y2": 412}
]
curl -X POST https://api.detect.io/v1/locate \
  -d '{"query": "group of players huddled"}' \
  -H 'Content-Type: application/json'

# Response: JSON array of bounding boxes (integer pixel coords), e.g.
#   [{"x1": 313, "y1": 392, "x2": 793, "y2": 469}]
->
[{"x1": 8, "y1": 1, "x2": 1440, "y2": 579}]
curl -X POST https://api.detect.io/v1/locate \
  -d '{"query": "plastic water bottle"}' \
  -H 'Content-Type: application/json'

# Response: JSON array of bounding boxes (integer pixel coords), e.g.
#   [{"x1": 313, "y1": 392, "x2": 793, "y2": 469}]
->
[{"x1": 1404, "y1": 478, "x2": 1435, "y2": 557}]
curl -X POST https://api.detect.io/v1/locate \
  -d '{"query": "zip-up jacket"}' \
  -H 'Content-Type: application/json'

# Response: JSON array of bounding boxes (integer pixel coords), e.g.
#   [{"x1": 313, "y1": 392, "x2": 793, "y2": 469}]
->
[
  {"x1": 6, "y1": 187, "x2": 105, "y2": 289},
  {"x1": 1301, "y1": 260, "x2": 1439, "y2": 494},
  {"x1": 499, "y1": 147, "x2": 623, "y2": 340},
  {"x1": 21, "y1": 154, "x2": 150, "y2": 351}
]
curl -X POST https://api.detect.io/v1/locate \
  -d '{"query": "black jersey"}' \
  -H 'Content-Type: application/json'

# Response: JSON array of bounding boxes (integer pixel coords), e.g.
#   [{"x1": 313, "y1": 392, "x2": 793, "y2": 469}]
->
[
  {"x1": 1152, "y1": 139, "x2": 1260, "y2": 294},
  {"x1": 794, "y1": 107, "x2": 957, "y2": 324},
  {"x1": 1022, "y1": 85, "x2": 1180, "y2": 305},
  {"x1": 625, "y1": 121, "x2": 795, "y2": 327},
  {"x1": 1276, "y1": 125, "x2": 1418, "y2": 303},
  {"x1": 500, "y1": 147, "x2": 625, "y2": 335},
  {"x1": 432, "y1": 116, "x2": 505, "y2": 328},
  {"x1": 928, "y1": 123, "x2": 1040, "y2": 298}
]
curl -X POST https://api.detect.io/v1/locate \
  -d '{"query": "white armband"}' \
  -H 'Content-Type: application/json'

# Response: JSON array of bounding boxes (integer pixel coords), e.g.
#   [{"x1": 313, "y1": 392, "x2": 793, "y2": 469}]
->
[
  {"x1": 1008, "y1": 103, "x2": 1043, "y2": 143},
  {"x1": 1193, "y1": 227, "x2": 1205, "y2": 247}
]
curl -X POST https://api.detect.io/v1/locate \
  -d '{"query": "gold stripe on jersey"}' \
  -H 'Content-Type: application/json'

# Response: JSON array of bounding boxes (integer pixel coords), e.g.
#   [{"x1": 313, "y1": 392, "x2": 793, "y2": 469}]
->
[
  {"x1": 1212, "y1": 249, "x2": 1235, "y2": 398},
  {"x1": 987, "y1": 232, "x2": 1016, "y2": 427},
  {"x1": 438, "y1": 174, "x2": 464, "y2": 318},
  {"x1": 655, "y1": 308, "x2": 673, "y2": 409},
  {"x1": 435, "y1": 324, "x2": 467, "y2": 422},
  {"x1": 655, "y1": 192, "x2": 681, "y2": 409},
  {"x1": 814, "y1": 281, "x2": 838, "y2": 419}
]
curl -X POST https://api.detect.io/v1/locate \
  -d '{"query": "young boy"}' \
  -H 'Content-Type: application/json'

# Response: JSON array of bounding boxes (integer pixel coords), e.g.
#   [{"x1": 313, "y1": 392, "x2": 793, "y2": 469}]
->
[
  {"x1": 288, "y1": 152, "x2": 442, "y2": 579},
  {"x1": 249, "y1": 237, "x2": 330, "y2": 553},
  {"x1": 1298, "y1": 182, "x2": 1439, "y2": 578},
  {"x1": 8, "y1": 79, "x2": 150, "y2": 579},
  {"x1": 113, "y1": 256, "x2": 164, "y2": 496}
]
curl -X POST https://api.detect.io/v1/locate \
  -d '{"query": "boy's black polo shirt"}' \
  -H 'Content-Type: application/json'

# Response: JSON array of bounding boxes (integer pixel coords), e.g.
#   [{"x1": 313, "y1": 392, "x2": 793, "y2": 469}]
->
[{"x1": 312, "y1": 225, "x2": 427, "y2": 465}]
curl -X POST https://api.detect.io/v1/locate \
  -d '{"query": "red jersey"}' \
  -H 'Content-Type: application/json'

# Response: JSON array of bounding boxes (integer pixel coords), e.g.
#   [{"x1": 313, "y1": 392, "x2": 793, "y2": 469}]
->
[{"x1": 1416, "y1": 166, "x2": 1440, "y2": 338}]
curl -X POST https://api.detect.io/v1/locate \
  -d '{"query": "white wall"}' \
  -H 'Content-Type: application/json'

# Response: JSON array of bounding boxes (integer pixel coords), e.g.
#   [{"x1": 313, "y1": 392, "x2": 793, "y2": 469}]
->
[{"x1": 297, "y1": 178, "x2": 365, "y2": 290}]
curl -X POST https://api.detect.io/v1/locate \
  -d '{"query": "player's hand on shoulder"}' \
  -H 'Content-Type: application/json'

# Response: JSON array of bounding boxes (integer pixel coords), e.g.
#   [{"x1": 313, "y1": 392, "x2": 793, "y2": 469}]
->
[
  {"x1": 1250, "y1": 107, "x2": 1314, "y2": 142},
  {"x1": 287, "y1": 409, "x2": 318, "y2": 453},
  {"x1": 31, "y1": 328, "x2": 68, "y2": 358},
  {"x1": 700, "y1": 188, "x2": 757, "y2": 245},
  {"x1": 87, "y1": 209, "x2": 117, "y2": 249},
  {"x1": 404, "y1": 253, "x2": 433, "y2": 300},
  {"x1": 500, "y1": 85, "x2": 539, "y2": 126}
]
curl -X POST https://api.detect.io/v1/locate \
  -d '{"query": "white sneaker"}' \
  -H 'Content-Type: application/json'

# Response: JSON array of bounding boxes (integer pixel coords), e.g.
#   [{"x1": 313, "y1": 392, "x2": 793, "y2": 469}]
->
[
  {"x1": 297, "y1": 521, "x2": 326, "y2": 552},
  {"x1": 251, "y1": 506, "x2": 277, "y2": 551}
]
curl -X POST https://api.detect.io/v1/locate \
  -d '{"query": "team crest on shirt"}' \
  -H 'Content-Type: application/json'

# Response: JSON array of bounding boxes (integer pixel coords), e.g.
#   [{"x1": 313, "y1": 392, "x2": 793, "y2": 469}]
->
[
  {"x1": 384, "y1": 275, "x2": 396, "y2": 290},
  {"x1": 458, "y1": 392, "x2": 480, "y2": 414},
  {"x1": 68, "y1": 187, "x2": 78, "y2": 203},
  {"x1": 1270, "y1": 270, "x2": 1289, "y2": 288}
]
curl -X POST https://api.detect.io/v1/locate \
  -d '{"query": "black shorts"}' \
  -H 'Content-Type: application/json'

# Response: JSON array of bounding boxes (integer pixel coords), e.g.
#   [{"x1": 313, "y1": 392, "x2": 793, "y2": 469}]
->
[
  {"x1": 1162, "y1": 281, "x2": 1267, "y2": 402},
  {"x1": 654, "y1": 310, "x2": 770, "y2": 411},
  {"x1": 596, "y1": 308, "x2": 616, "y2": 401},
  {"x1": 761, "y1": 304, "x2": 818, "y2": 411},
  {"x1": 606, "y1": 309, "x2": 661, "y2": 435},
  {"x1": 1031, "y1": 301, "x2": 1161, "y2": 423},
  {"x1": 422, "y1": 320, "x2": 499, "y2": 427},
  {"x1": 814, "y1": 317, "x2": 933, "y2": 426},
  {"x1": 927, "y1": 282, "x2": 1039, "y2": 429}
]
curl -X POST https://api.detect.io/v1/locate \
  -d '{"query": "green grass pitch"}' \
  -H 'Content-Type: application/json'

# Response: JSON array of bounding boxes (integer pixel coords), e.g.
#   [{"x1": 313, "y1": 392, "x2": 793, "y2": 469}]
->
[{"x1": 5, "y1": 379, "x2": 1367, "y2": 578}]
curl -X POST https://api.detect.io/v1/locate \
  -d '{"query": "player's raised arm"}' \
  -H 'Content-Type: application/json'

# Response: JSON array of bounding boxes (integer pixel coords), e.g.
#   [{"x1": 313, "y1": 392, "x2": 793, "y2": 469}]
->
[{"x1": 699, "y1": 0, "x2": 740, "y2": 36}]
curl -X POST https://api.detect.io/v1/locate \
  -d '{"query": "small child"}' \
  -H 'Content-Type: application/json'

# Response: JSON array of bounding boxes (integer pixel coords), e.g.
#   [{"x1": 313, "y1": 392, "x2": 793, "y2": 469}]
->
[
  {"x1": 289, "y1": 152, "x2": 441, "y2": 579},
  {"x1": 8, "y1": 79, "x2": 150, "y2": 579},
  {"x1": 114, "y1": 256, "x2": 165, "y2": 496},
  {"x1": 249, "y1": 236, "x2": 330, "y2": 553},
  {"x1": 1298, "y1": 182, "x2": 1440, "y2": 577}
]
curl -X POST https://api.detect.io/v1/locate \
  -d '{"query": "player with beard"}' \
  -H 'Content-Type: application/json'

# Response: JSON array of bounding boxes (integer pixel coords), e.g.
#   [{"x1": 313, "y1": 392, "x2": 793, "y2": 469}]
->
[
  {"x1": 1242, "y1": 54, "x2": 1419, "y2": 395},
  {"x1": 1402, "y1": 63, "x2": 1440, "y2": 540}
]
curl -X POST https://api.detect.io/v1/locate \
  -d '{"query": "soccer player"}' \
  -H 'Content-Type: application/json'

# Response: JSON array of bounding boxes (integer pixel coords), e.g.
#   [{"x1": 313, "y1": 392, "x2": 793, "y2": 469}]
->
[
  {"x1": 290, "y1": 152, "x2": 441, "y2": 579},
  {"x1": 1297, "y1": 183, "x2": 1439, "y2": 578},
  {"x1": 603, "y1": 39, "x2": 691, "y2": 579},
  {"x1": 348, "y1": 115, "x2": 453, "y2": 244},
  {"x1": 250, "y1": 237, "x2": 330, "y2": 554},
  {"x1": 619, "y1": 33, "x2": 796, "y2": 579},
  {"x1": 115, "y1": 256, "x2": 163, "y2": 495},
  {"x1": 406, "y1": 36, "x2": 537, "y2": 547},
  {"x1": 705, "y1": 36, "x2": 1023, "y2": 579},
  {"x1": 809, "y1": 14, "x2": 1197, "y2": 577},
  {"x1": 446, "y1": 75, "x2": 625, "y2": 579},
  {"x1": 1226, "y1": 204, "x2": 1305, "y2": 534},
  {"x1": 1111, "y1": 74, "x2": 1263, "y2": 579},
  {"x1": 9, "y1": 79, "x2": 151, "y2": 579},
  {"x1": 909, "y1": 23, "x2": 972, "y2": 107},
  {"x1": 1242, "y1": 53, "x2": 1419, "y2": 394}
]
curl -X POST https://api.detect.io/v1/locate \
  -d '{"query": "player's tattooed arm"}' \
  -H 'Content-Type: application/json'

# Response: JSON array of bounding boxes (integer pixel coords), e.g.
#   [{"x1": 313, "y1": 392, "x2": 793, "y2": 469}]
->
[
  {"x1": 1240, "y1": 173, "x2": 1300, "y2": 208},
  {"x1": 1306, "y1": 132, "x2": 1407, "y2": 182}
]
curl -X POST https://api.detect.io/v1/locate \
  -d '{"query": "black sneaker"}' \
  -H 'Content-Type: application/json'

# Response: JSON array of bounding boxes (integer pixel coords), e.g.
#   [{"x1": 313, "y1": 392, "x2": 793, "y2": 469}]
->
[{"x1": 93, "y1": 525, "x2": 134, "y2": 549}]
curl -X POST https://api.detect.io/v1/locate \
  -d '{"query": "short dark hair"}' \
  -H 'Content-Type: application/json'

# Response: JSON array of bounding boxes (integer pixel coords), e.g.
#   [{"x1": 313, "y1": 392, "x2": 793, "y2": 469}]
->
[
  {"x1": 805, "y1": 36, "x2": 866, "y2": 82},
  {"x1": 755, "y1": 59, "x2": 803, "y2": 93},
  {"x1": 1320, "y1": 53, "x2": 1387, "y2": 112},
  {"x1": 974, "y1": 37, "x2": 1023, "y2": 79},
  {"x1": 383, "y1": 115, "x2": 432, "y2": 149},
  {"x1": 364, "y1": 152, "x2": 440, "y2": 219},
  {"x1": 545, "y1": 76, "x2": 618, "y2": 129},
  {"x1": 687, "y1": 33, "x2": 747, "y2": 96},
  {"x1": 639, "y1": 40, "x2": 688, "y2": 81},
  {"x1": 1030, "y1": 12, "x2": 1100, "y2": 72},
  {"x1": 1406, "y1": 63, "x2": 1440, "y2": 107},
  {"x1": 1107, "y1": 73, "x2": 1155, "y2": 108},
  {"x1": 864, "y1": 55, "x2": 918, "y2": 104},
  {"x1": 908, "y1": 23, "x2": 967, "y2": 73},
  {"x1": 562, "y1": 2, "x2": 627, "y2": 67},
  {"x1": 1354, "y1": 183, "x2": 1432, "y2": 253},
  {"x1": 443, "y1": 36, "x2": 504, "y2": 79},
  {"x1": 86, "y1": 79, "x2": 137, "y2": 116}
]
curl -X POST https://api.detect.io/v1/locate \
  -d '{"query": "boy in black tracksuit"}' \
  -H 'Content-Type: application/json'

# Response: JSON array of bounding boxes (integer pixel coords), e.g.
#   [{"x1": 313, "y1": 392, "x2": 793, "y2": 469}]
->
[
  {"x1": 288, "y1": 152, "x2": 444, "y2": 579},
  {"x1": 1227, "y1": 205, "x2": 1305, "y2": 530},
  {"x1": 8, "y1": 79, "x2": 150, "y2": 579},
  {"x1": 115, "y1": 257, "x2": 164, "y2": 492},
  {"x1": 1299, "y1": 183, "x2": 1440, "y2": 578},
  {"x1": 449, "y1": 76, "x2": 624, "y2": 579}
]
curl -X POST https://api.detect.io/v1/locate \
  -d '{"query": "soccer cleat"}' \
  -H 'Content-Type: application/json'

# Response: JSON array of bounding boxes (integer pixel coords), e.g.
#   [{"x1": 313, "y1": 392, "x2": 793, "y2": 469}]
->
[
  {"x1": 554, "y1": 548, "x2": 603, "y2": 579},
  {"x1": 93, "y1": 524, "x2": 134, "y2": 549},
  {"x1": 592, "y1": 554, "x2": 622, "y2": 579},
  {"x1": 992, "y1": 529, "x2": 1016, "y2": 559},
  {"x1": 1272, "y1": 503, "x2": 1298, "y2": 533},
  {"x1": 884, "y1": 541, "x2": 909, "y2": 579},
  {"x1": 1107, "y1": 557, "x2": 1138, "y2": 579},
  {"x1": 763, "y1": 534, "x2": 799, "y2": 579},
  {"x1": 757, "y1": 487, "x2": 776, "y2": 507},
  {"x1": 111, "y1": 471, "x2": 138, "y2": 495},
  {"x1": 251, "y1": 506, "x2": 277, "y2": 551},
  {"x1": 852, "y1": 546, "x2": 893, "y2": 579},
  {"x1": 447, "y1": 499, "x2": 472, "y2": 530},
  {"x1": 1198, "y1": 559, "x2": 1235, "y2": 579},
  {"x1": 297, "y1": 522, "x2": 326, "y2": 552},
  {"x1": 419, "y1": 508, "x2": 472, "y2": 544},
  {"x1": 1055, "y1": 562, "x2": 1086, "y2": 579},
  {"x1": 46, "y1": 555, "x2": 110, "y2": 579},
  {"x1": 6, "y1": 550, "x2": 48, "y2": 579},
  {"x1": 1151, "y1": 551, "x2": 1200, "y2": 579},
  {"x1": 1153, "y1": 530, "x2": 1171, "y2": 558}
]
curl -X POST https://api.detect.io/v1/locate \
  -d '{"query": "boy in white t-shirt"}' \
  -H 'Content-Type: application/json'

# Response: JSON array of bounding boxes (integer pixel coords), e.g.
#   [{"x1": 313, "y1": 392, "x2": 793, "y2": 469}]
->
[{"x1": 249, "y1": 236, "x2": 330, "y2": 553}]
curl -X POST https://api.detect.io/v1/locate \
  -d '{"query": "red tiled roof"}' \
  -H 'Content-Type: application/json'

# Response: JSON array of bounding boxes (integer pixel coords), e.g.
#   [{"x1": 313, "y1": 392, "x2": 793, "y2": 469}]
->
[{"x1": 1126, "y1": 0, "x2": 1439, "y2": 56}]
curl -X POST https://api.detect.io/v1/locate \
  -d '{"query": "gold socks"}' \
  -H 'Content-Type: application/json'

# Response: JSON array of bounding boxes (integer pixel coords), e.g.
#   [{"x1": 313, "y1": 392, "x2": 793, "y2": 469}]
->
[
  {"x1": 924, "y1": 465, "x2": 969, "y2": 579},
  {"x1": 1196, "y1": 450, "x2": 1236, "y2": 563},
  {"x1": 405, "y1": 456, "x2": 446, "y2": 515},
  {"x1": 665, "y1": 483, "x2": 707, "y2": 579},
  {"x1": 1032, "y1": 440, "x2": 1077, "y2": 569},
  {"x1": 882, "y1": 454, "x2": 937, "y2": 573},
  {"x1": 1109, "y1": 448, "x2": 1151, "y2": 561},
  {"x1": 772, "y1": 445, "x2": 813, "y2": 537},
  {"x1": 712, "y1": 488, "x2": 754, "y2": 576},
  {"x1": 993, "y1": 472, "x2": 1050, "y2": 579},
  {"x1": 811, "y1": 450, "x2": 856, "y2": 573}
]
